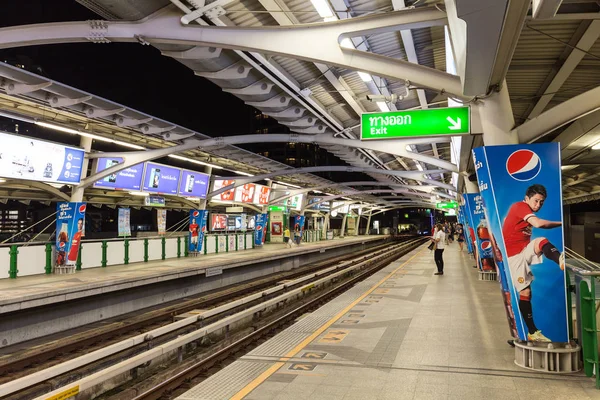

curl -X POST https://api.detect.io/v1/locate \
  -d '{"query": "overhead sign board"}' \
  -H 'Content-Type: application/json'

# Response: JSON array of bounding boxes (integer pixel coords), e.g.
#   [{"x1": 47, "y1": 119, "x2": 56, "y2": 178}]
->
[
  {"x1": 437, "y1": 201, "x2": 458, "y2": 209},
  {"x1": 0, "y1": 131, "x2": 85, "y2": 185},
  {"x1": 178, "y1": 169, "x2": 209, "y2": 199},
  {"x1": 360, "y1": 106, "x2": 470, "y2": 140},
  {"x1": 94, "y1": 158, "x2": 145, "y2": 191},
  {"x1": 213, "y1": 179, "x2": 236, "y2": 201},
  {"x1": 142, "y1": 162, "x2": 181, "y2": 195}
]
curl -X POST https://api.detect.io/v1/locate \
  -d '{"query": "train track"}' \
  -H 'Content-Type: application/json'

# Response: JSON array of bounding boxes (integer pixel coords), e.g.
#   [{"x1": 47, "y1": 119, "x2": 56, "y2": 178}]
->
[
  {"x1": 0, "y1": 237, "x2": 423, "y2": 400},
  {"x1": 124, "y1": 238, "x2": 425, "y2": 400}
]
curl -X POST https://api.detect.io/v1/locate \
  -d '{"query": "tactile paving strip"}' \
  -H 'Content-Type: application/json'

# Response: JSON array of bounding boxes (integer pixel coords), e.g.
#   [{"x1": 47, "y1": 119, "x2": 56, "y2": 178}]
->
[
  {"x1": 176, "y1": 360, "x2": 270, "y2": 400},
  {"x1": 247, "y1": 331, "x2": 310, "y2": 356}
]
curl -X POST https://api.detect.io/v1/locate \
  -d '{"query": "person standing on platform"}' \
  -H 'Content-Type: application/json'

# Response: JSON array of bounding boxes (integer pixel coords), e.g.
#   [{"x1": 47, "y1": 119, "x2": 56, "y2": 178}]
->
[
  {"x1": 432, "y1": 223, "x2": 446, "y2": 275},
  {"x1": 456, "y1": 223, "x2": 465, "y2": 251},
  {"x1": 294, "y1": 227, "x2": 302, "y2": 246},
  {"x1": 502, "y1": 184, "x2": 563, "y2": 342},
  {"x1": 284, "y1": 227, "x2": 292, "y2": 248}
]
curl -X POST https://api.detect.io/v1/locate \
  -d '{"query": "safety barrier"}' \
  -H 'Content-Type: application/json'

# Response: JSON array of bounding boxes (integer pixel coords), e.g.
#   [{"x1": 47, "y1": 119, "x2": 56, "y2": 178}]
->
[
  {"x1": 0, "y1": 232, "x2": 255, "y2": 279},
  {"x1": 478, "y1": 270, "x2": 497, "y2": 281}
]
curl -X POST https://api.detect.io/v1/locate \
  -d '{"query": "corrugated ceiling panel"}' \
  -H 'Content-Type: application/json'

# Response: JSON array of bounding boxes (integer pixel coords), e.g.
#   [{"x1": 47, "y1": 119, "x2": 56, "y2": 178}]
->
[
  {"x1": 279, "y1": 0, "x2": 323, "y2": 24},
  {"x1": 367, "y1": 32, "x2": 406, "y2": 59},
  {"x1": 225, "y1": 0, "x2": 279, "y2": 26},
  {"x1": 270, "y1": 56, "x2": 322, "y2": 86},
  {"x1": 513, "y1": 20, "x2": 580, "y2": 62}
]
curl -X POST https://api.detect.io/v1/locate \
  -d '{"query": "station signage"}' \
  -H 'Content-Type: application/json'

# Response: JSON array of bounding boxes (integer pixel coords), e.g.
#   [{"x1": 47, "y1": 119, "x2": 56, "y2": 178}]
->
[
  {"x1": 436, "y1": 201, "x2": 458, "y2": 209},
  {"x1": 0, "y1": 131, "x2": 85, "y2": 185},
  {"x1": 178, "y1": 169, "x2": 209, "y2": 199},
  {"x1": 360, "y1": 106, "x2": 470, "y2": 140},
  {"x1": 93, "y1": 157, "x2": 145, "y2": 191},
  {"x1": 142, "y1": 162, "x2": 180, "y2": 195}
]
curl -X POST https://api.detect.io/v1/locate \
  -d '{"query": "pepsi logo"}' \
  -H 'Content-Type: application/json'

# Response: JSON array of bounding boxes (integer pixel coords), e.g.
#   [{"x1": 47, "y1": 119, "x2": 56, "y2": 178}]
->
[
  {"x1": 257, "y1": 226, "x2": 262, "y2": 231},
  {"x1": 79, "y1": 204, "x2": 86, "y2": 213},
  {"x1": 193, "y1": 211, "x2": 200, "y2": 217},
  {"x1": 481, "y1": 241, "x2": 492, "y2": 251},
  {"x1": 506, "y1": 149, "x2": 541, "y2": 181}
]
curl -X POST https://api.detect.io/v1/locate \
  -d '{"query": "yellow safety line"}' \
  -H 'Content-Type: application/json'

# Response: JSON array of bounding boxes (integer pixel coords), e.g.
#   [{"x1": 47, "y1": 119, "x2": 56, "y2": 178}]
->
[{"x1": 230, "y1": 246, "x2": 425, "y2": 400}]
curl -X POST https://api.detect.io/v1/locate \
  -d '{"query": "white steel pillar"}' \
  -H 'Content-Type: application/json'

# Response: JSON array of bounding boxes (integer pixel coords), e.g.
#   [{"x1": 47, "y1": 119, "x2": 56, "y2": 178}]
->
[
  {"x1": 365, "y1": 213, "x2": 372, "y2": 235},
  {"x1": 70, "y1": 136, "x2": 93, "y2": 202},
  {"x1": 199, "y1": 166, "x2": 212, "y2": 210},
  {"x1": 478, "y1": 83, "x2": 518, "y2": 146},
  {"x1": 340, "y1": 213, "x2": 348, "y2": 238},
  {"x1": 322, "y1": 214, "x2": 330, "y2": 239}
]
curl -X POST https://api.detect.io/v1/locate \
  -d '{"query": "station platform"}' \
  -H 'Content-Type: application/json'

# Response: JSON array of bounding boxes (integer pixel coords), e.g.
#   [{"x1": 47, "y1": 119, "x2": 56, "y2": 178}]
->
[
  {"x1": 179, "y1": 243, "x2": 598, "y2": 400},
  {"x1": 0, "y1": 235, "x2": 388, "y2": 347}
]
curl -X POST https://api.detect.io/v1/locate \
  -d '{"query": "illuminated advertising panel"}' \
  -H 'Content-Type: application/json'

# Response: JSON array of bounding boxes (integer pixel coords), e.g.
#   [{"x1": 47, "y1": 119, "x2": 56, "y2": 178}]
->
[
  {"x1": 210, "y1": 213, "x2": 227, "y2": 231},
  {"x1": 254, "y1": 185, "x2": 271, "y2": 205},
  {"x1": 213, "y1": 179, "x2": 236, "y2": 201},
  {"x1": 93, "y1": 157, "x2": 144, "y2": 191},
  {"x1": 0, "y1": 131, "x2": 85, "y2": 185},
  {"x1": 234, "y1": 183, "x2": 256, "y2": 203},
  {"x1": 142, "y1": 162, "x2": 181, "y2": 194},
  {"x1": 178, "y1": 170, "x2": 210, "y2": 199}
]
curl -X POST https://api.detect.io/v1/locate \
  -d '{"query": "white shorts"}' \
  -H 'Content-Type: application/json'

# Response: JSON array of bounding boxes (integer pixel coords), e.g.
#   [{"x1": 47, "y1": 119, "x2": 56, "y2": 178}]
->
[
  {"x1": 507, "y1": 241, "x2": 542, "y2": 292},
  {"x1": 191, "y1": 236, "x2": 198, "y2": 244}
]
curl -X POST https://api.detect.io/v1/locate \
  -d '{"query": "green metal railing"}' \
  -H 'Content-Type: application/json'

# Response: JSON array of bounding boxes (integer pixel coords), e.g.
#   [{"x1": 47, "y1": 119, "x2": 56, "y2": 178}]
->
[{"x1": 565, "y1": 247, "x2": 600, "y2": 389}]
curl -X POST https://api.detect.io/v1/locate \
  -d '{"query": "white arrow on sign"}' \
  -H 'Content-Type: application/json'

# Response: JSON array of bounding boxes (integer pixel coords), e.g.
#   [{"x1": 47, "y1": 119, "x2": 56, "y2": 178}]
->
[{"x1": 446, "y1": 116, "x2": 462, "y2": 130}]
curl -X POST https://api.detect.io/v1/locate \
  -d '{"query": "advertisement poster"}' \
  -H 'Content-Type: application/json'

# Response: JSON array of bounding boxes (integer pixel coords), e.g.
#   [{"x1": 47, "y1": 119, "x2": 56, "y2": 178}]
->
[
  {"x1": 118, "y1": 208, "x2": 131, "y2": 237},
  {"x1": 254, "y1": 185, "x2": 271, "y2": 205},
  {"x1": 473, "y1": 144, "x2": 567, "y2": 343},
  {"x1": 283, "y1": 194, "x2": 303, "y2": 211},
  {"x1": 464, "y1": 193, "x2": 495, "y2": 271},
  {"x1": 93, "y1": 158, "x2": 144, "y2": 191},
  {"x1": 247, "y1": 215, "x2": 256, "y2": 230},
  {"x1": 178, "y1": 170, "x2": 210, "y2": 198},
  {"x1": 228, "y1": 235, "x2": 236, "y2": 251},
  {"x1": 227, "y1": 216, "x2": 237, "y2": 231},
  {"x1": 458, "y1": 204, "x2": 474, "y2": 255},
  {"x1": 56, "y1": 202, "x2": 86, "y2": 267},
  {"x1": 269, "y1": 211, "x2": 284, "y2": 243},
  {"x1": 240, "y1": 213, "x2": 248, "y2": 231},
  {"x1": 254, "y1": 213, "x2": 268, "y2": 246},
  {"x1": 211, "y1": 214, "x2": 227, "y2": 231},
  {"x1": 213, "y1": 179, "x2": 236, "y2": 201},
  {"x1": 189, "y1": 210, "x2": 208, "y2": 252},
  {"x1": 157, "y1": 209, "x2": 167, "y2": 235},
  {"x1": 235, "y1": 183, "x2": 256, "y2": 203},
  {"x1": 218, "y1": 235, "x2": 227, "y2": 252},
  {"x1": 142, "y1": 162, "x2": 181, "y2": 195},
  {"x1": 0, "y1": 132, "x2": 85, "y2": 185}
]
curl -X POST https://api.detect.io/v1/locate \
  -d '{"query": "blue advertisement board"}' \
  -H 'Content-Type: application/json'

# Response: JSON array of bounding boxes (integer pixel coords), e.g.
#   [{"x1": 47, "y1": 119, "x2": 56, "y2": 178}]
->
[
  {"x1": 93, "y1": 157, "x2": 145, "y2": 191},
  {"x1": 473, "y1": 143, "x2": 567, "y2": 343},
  {"x1": 254, "y1": 213, "x2": 268, "y2": 246},
  {"x1": 178, "y1": 170, "x2": 210, "y2": 199},
  {"x1": 458, "y1": 204, "x2": 473, "y2": 254},
  {"x1": 464, "y1": 193, "x2": 495, "y2": 272},
  {"x1": 142, "y1": 162, "x2": 181, "y2": 195},
  {"x1": 293, "y1": 215, "x2": 306, "y2": 244},
  {"x1": 118, "y1": 208, "x2": 131, "y2": 237},
  {"x1": 189, "y1": 210, "x2": 208, "y2": 253},
  {"x1": 0, "y1": 132, "x2": 85, "y2": 185},
  {"x1": 56, "y1": 202, "x2": 86, "y2": 267}
]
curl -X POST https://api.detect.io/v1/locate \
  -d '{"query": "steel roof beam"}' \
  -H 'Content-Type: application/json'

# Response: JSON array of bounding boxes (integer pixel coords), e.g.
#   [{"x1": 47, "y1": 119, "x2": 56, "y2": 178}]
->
[{"x1": 0, "y1": 7, "x2": 463, "y2": 98}]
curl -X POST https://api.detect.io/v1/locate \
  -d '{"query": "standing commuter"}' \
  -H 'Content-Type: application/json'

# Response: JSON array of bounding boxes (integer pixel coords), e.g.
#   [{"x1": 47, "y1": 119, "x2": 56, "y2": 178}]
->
[
  {"x1": 456, "y1": 223, "x2": 465, "y2": 251},
  {"x1": 294, "y1": 227, "x2": 302, "y2": 246},
  {"x1": 432, "y1": 223, "x2": 446, "y2": 275},
  {"x1": 284, "y1": 227, "x2": 292, "y2": 248}
]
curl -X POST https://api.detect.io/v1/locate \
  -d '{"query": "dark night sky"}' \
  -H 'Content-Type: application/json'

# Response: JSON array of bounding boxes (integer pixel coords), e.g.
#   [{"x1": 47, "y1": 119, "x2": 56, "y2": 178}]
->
[{"x1": 0, "y1": 0, "x2": 257, "y2": 137}]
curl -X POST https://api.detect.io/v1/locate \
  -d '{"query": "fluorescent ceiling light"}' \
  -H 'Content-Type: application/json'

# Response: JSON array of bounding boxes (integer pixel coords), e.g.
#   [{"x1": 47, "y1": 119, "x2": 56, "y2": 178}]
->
[
  {"x1": 185, "y1": 196, "x2": 200, "y2": 201},
  {"x1": 129, "y1": 191, "x2": 149, "y2": 197},
  {"x1": 324, "y1": 16, "x2": 337, "y2": 22},
  {"x1": 415, "y1": 163, "x2": 424, "y2": 172},
  {"x1": 312, "y1": 189, "x2": 323, "y2": 193},
  {"x1": 35, "y1": 121, "x2": 146, "y2": 150},
  {"x1": 376, "y1": 102, "x2": 390, "y2": 112},
  {"x1": 274, "y1": 180, "x2": 302, "y2": 189},
  {"x1": 0, "y1": 178, "x2": 5, "y2": 183},
  {"x1": 310, "y1": 0, "x2": 334, "y2": 19},
  {"x1": 592, "y1": 143, "x2": 600, "y2": 150},
  {"x1": 357, "y1": 71, "x2": 372, "y2": 82},
  {"x1": 561, "y1": 165, "x2": 578, "y2": 171},
  {"x1": 167, "y1": 154, "x2": 222, "y2": 169},
  {"x1": 405, "y1": 145, "x2": 413, "y2": 152},
  {"x1": 230, "y1": 170, "x2": 254, "y2": 177},
  {"x1": 340, "y1": 38, "x2": 355, "y2": 49},
  {"x1": 325, "y1": 193, "x2": 335, "y2": 196}
]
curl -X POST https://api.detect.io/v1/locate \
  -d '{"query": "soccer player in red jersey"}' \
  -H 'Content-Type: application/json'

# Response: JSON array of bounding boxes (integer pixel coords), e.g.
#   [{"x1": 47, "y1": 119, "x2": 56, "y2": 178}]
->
[
  {"x1": 502, "y1": 184, "x2": 563, "y2": 342},
  {"x1": 189, "y1": 218, "x2": 199, "y2": 251},
  {"x1": 67, "y1": 218, "x2": 84, "y2": 265}
]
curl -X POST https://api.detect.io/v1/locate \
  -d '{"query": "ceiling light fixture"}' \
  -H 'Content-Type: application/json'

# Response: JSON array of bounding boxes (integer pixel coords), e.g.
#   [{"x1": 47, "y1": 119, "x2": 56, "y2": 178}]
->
[
  {"x1": 167, "y1": 154, "x2": 222, "y2": 169},
  {"x1": 128, "y1": 191, "x2": 149, "y2": 197},
  {"x1": 340, "y1": 38, "x2": 355, "y2": 49},
  {"x1": 376, "y1": 102, "x2": 390, "y2": 112},
  {"x1": 35, "y1": 121, "x2": 146, "y2": 150},
  {"x1": 274, "y1": 180, "x2": 302, "y2": 189},
  {"x1": 230, "y1": 170, "x2": 254, "y2": 177},
  {"x1": 310, "y1": 0, "x2": 335, "y2": 19},
  {"x1": 357, "y1": 71, "x2": 373, "y2": 82},
  {"x1": 592, "y1": 143, "x2": 600, "y2": 150}
]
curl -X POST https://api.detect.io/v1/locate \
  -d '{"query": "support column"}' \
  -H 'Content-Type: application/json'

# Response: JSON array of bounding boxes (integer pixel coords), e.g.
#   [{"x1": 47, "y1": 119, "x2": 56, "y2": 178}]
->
[
  {"x1": 478, "y1": 83, "x2": 518, "y2": 146},
  {"x1": 322, "y1": 214, "x2": 330, "y2": 239},
  {"x1": 365, "y1": 213, "x2": 372, "y2": 235},
  {"x1": 199, "y1": 166, "x2": 212, "y2": 210},
  {"x1": 340, "y1": 213, "x2": 348, "y2": 238},
  {"x1": 70, "y1": 136, "x2": 93, "y2": 202}
]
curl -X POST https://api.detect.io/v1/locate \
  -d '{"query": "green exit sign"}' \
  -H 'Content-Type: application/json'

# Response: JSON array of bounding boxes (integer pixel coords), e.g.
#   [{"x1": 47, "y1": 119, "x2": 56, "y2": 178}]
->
[
  {"x1": 361, "y1": 106, "x2": 470, "y2": 140},
  {"x1": 437, "y1": 202, "x2": 458, "y2": 209}
]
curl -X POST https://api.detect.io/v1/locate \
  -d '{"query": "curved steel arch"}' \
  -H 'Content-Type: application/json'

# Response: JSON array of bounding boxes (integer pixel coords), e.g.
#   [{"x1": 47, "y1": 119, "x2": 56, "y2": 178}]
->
[
  {"x1": 303, "y1": 190, "x2": 434, "y2": 211},
  {"x1": 83, "y1": 133, "x2": 456, "y2": 190},
  {"x1": 0, "y1": 7, "x2": 464, "y2": 98},
  {"x1": 269, "y1": 181, "x2": 452, "y2": 204},
  {"x1": 209, "y1": 167, "x2": 455, "y2": 200},
  {"x1": 5, "y1": 179, "x2": 70, "y2": 201}
]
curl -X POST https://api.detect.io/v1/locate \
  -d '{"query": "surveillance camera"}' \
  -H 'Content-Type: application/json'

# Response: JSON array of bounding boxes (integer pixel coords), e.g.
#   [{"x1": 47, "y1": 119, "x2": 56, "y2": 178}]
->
[{"x1": 365, "y1": 94, "x2": 387, "y2": 102}]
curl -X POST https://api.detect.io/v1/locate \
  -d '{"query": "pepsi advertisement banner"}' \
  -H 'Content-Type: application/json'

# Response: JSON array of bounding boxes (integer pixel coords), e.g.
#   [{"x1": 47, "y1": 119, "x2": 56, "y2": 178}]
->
[
  {"x1": 178, "y1": 170, "x2": 210, "y2": 199},
  {"x1": 56, "y1": 202, "x2": 86, "y2": 267},
  {"x1": 464, "y1": 193, "x2": 495, "y2": 272},
  {"x1": 458, "y1": 204, "x2": 473, "y2": 254},
  {"x1": 460, "y1": 196, "x2": 476, "y2": 256},
  {"x1": 143, "y1": 162, "x2": 181, "y2": 195},
  {"x1": 189, "y1": 210, "x2": 208, "y2": 252},
  {"x1": 93, "y1": 158, "x2": 145, "y2": 191},
  {"x1": 293, "y1": 215, "x2": 306, "y2": 232},
  {"x1": 473, "y1": 144, "x2": 567, "y2": 343},
  {"x1": 254, "y1": 213, "x2": 268, "y2": 246}
]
